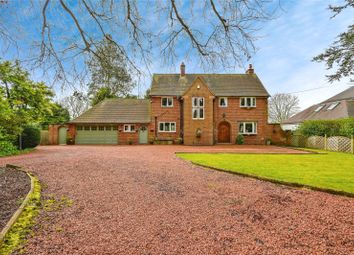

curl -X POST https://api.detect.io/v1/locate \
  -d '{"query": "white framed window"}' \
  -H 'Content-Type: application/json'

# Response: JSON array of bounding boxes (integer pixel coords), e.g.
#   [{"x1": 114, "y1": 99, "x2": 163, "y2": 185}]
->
[
  {"x1": 192, "y1": 97, "x2": 204, "y2": 119},
  {"x1": 327, "y1": 102, "x2": 340, "y2": 111},
  {"x1": 219, "y1": 97, "x2": 228, "y2": 107},
  {"x1": 158, "y1": 122, "x2": 176, "y2": 132},
  {"x1": 240, "y1": 97, "x2": 256, "y2": 107},
  {"x1": 314, "y1": 104, "x2": 325, "y2": 112},
  {"x1": 77, "y1": 126, "x2": 83, "y2": 131},
  {"x1": 124, "y1": 124, "x2": 135, "y2": 132},
  {"x1": 161, "y1": 97, "x2": 173, "y2": 107},
  {"x1": 239, "y1": 122, "x2": 257, "y2": 135}
]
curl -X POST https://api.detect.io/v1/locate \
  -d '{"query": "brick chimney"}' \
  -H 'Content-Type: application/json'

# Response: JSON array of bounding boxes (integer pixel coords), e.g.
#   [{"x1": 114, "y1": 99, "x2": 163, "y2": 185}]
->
[
  {"x1": 180, "y1": 62, "x2": 185, "y2": 76},
  {"x1": 246, "y1": 64, "x2": 254, "y2": 74}
]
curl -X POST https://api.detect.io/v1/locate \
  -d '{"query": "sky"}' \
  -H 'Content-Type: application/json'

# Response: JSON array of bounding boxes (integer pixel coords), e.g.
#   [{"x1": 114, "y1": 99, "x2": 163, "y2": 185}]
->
[{"x1": 0, "y1": 0, "x2": 353, "y2": 110}]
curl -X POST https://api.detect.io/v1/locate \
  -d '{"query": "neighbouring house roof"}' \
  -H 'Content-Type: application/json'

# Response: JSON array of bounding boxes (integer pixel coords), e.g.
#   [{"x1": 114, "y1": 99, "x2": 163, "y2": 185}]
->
[
  {"x1": 150, "y1": 74, "x2": 270, "y2": 97},
  {"x1": 282, "y1": 86, "x2": 354, "y2": 124},
  {"x1": 69, "y1": 99, "x2": 151, "y2": 124}
]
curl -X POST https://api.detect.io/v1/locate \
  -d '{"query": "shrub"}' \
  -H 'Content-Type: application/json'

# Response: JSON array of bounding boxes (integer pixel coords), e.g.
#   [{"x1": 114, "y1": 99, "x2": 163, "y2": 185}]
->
[
  {"x1": 20, "y1": 125, "x2": 40, "y2": 149},
  {"x1": 236, "y1": 134, "x2": 244, "y2": 145},
  {"x1": 299, "y1": 118, "x2": 354, "y2": 138},
  {"x1": 0, "y1": 141, "x2": 18, "y2": 156}
]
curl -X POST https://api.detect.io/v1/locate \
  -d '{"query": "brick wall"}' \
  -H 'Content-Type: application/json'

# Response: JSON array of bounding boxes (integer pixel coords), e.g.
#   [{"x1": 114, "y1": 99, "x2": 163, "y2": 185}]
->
[
  {"x1": 47, "y1": 124, "x2": 68, "y2": 145},
  {"x1": 150, "y1": 96, "x2": 180, "y2": 141},
  {"x1": 118, "y1": 123, "x2": 150, "y2": 145},
  {"x1": 183, "y1": 78, "x2": 214, "y2": 145},
  {"x1": 266, "y1": 123, "x2": 290, "y2": 145},
  {"x1": 214, "y1": 97, "x2": 269, "y2": 145}
]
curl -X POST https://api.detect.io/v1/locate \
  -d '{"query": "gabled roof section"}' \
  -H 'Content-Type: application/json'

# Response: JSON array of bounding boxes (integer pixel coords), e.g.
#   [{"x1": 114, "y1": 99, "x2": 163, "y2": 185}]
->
[
  {"x1": 150, "y1": 73, "x2": 270, "y2": 97},
  {"x1": 182, "y1": 76, "x2": 215, "y2": 96},
  {"x1": 282, "y1": 86, "x2": 354, "y2": 124},
  {"x1": 322, "y1": 86, "x2": 354, "y2": 103},
  {"x1": 69, "y1": 98, "x2": 151, "y2": 124}
]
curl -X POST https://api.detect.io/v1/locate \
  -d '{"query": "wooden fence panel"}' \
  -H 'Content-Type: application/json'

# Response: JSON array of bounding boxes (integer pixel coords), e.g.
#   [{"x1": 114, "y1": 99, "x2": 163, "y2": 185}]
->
[{"x1": 40, "y1": 130, "x2": 49, "y2": 145}]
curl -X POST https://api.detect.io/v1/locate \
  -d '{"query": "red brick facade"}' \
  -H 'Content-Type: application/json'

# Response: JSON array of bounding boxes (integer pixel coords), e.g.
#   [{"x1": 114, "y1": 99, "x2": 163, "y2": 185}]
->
[
  {"x1": 66, "y1": 75, "x2": 286, "y2": 145},
  {"x1": 150, "y1": 96, "x2": 181, "y2": 142}
]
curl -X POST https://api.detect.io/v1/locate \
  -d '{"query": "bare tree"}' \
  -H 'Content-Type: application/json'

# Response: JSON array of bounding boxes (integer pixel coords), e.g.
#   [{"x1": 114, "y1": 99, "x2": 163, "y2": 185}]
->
[
  {"x1": 268, "y1": 93, "x2": 300, "y2": 123},
  {"x1": 0, "y1": 0, "x2": 278, "y2": 90},
  {"x1": 61, "y1": 91, "x2": 90, "y2": 119}
]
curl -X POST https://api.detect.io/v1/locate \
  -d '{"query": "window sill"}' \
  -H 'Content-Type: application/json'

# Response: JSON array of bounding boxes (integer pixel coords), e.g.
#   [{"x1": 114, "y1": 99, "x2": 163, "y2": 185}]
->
[
  {"x1": 158, "y1": 131, "x2": 176, "y2": 133},
  {"x1": 240, "y1": 133, "x2": 257, "y2": 136}
]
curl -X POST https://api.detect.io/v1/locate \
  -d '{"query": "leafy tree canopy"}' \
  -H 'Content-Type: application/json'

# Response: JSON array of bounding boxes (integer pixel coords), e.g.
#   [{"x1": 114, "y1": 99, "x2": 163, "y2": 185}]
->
[
  {"x1": 313, "y1": 0, "x2": 354, "y2": 82},
  {"x1": 88, "y1": 37, "x2": 135, "y2": 105},
  {"x1": 0, "y1": 60, "x2": 55, "y2": 138}
]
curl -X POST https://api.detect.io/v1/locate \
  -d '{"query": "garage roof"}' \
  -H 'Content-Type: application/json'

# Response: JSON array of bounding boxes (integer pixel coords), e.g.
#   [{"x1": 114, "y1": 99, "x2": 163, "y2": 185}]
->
[{"x1": 69, "y1": 99, "x2": 151, "y2": 124}]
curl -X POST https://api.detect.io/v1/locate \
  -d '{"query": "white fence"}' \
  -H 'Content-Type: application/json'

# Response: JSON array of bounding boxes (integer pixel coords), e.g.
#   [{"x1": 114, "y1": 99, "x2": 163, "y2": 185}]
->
[{"x1": 290, "y1": 135, "x2": 354, "y2": 153}]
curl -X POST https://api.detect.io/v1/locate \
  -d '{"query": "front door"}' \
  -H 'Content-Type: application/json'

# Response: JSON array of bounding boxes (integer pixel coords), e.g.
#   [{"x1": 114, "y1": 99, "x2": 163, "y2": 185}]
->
[
  {"x1": 58, "y1": 127, "x2": 67, "y2": 145},
  {"x1": 218, "y1": 121, "x2": 231, "y2": 143},
  {"x1": 139, "y1": 126, "x2": 148, "y2": 144}
]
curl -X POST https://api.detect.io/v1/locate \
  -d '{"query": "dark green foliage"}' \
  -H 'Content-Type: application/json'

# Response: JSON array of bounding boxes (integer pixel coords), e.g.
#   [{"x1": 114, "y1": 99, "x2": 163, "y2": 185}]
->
[
  {"x1": 299, "y1": 118, "x2": 354, "y2": 137},
  {"x1": 236, "y1": 134, "x2": 244, "y2": 144},
  {"x1": 313, "y1": 1, "x2": 354, "y2": 82},
  {"x1": 21, "y1": 125, "x2": 41, "y2": 149},
  {"x1": 87, "y1": 37, "x2": 135, "y2": 105},
  {"x1": 41, "y1": 103, "x2": 70, "y2": 129}
]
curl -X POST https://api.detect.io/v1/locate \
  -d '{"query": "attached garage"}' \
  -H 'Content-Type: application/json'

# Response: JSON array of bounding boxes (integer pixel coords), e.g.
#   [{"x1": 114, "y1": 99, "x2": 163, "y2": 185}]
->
[
  {"x1": 69, "y1": 99, "x2": 151, "y2": 145},
  {"x1": 76, "y1": 125, "x2": 118, "y2": 145}
]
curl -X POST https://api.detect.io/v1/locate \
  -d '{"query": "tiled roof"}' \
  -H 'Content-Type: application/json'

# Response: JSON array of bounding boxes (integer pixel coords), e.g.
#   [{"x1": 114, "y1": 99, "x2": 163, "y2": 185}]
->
[
  {"x1": 69, "y1": 99, "x2": 151, "y2": 124},
  {"x1": 282, "y1": 86, "x2": 354, "y2": 124},
  {"x1": 150, "y1": 74, "x2": 270, "y2": 97}
]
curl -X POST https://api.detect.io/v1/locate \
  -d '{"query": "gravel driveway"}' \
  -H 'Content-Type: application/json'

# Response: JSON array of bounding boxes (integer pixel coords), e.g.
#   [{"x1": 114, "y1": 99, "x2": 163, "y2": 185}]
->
[{"x1": 0, "y1": 145, "x2": 353, "y2": 255}]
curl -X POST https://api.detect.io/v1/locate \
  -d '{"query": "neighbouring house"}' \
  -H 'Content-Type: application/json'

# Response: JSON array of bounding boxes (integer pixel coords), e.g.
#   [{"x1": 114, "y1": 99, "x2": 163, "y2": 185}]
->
[
  {"x1": 64, "y1": 63, "x2": 286, "y2": 145},
  {"x1": 282, "y1": 86, "x2": 354, "y2": 131}
]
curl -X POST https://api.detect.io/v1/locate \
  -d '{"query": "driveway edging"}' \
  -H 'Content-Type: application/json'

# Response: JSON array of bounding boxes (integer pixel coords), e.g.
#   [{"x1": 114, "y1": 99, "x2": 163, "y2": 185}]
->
[{"x1": 0, "y1": 165, "x2": 38, "y2": 246}]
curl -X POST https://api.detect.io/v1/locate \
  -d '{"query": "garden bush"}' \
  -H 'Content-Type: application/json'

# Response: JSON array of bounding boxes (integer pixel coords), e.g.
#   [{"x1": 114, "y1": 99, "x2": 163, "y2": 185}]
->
[
  {"x1": 0, "y1": 141, "x2": 18, "y2": 156},
  {"x1": 21, "y1": 125, "x2": 41, "y2": 149},
  {"x1": 236, "y1": 134, "x2": 244, "y2": 144},
  {"x1": 298, "y1": 118, "x2": 354, "y2": 137}
]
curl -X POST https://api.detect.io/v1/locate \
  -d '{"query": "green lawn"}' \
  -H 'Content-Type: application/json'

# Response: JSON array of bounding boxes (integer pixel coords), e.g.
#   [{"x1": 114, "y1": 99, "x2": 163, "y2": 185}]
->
[{"x1": 177, "y1": 151, "x2": 354, "y2": 195}]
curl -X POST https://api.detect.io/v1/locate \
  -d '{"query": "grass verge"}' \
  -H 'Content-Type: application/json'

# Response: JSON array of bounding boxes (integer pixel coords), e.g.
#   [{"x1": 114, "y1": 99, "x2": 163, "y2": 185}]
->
[
  {"x1": 0, "y1": 148, "x2": 34, "y2": 158},
  {"x1": 0, "y1": 175, "x2": 41, "y2": 255},
  {"x1": 177, "y1": 150, "x2": 354, "y2": 195}
]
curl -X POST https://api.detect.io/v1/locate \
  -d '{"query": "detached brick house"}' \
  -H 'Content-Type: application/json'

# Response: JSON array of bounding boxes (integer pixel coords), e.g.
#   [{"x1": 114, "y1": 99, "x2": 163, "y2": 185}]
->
[{"x1": 67, "y1": 63, "x2": 280, "y2": 145}]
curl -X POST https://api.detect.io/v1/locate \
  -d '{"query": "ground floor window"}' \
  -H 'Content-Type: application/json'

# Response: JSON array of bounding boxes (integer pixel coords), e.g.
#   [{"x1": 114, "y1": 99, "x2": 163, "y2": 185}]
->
[
  {"x1": 239, "y1": 122, "x2": 257, "y2": 134},
  {"x1": 124, "y1": 124, "x2": 135, "y2": 132},
  {"x1": 158, "y1": 122, "x2": 176, "y2": 132}
]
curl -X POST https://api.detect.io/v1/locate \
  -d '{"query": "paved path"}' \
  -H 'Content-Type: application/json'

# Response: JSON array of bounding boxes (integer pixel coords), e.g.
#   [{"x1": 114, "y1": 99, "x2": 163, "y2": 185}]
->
[{"x1": 1, "y1": 146, "x2": 353, "y2": 255}]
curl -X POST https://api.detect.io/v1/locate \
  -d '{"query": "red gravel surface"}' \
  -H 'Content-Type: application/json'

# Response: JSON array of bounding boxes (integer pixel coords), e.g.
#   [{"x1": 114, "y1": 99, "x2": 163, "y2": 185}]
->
[{"x1": 0, "y1": 145, "x2": 353, "y2": 255}]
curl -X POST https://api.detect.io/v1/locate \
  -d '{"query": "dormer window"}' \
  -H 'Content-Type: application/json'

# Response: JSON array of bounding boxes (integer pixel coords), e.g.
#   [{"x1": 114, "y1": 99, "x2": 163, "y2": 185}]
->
[
  {"x1": 327, "y1": 102, "x2": 340, "y2": 111},
  {"x1": 240, "y1": 97, "x2": 256, "y2": 107},
  {"x1": 219, "y1": 97, "x2": 228, "y2": 107},
  {"x1": 161, "y1": 97, "x2": 173, "y2": 107}
]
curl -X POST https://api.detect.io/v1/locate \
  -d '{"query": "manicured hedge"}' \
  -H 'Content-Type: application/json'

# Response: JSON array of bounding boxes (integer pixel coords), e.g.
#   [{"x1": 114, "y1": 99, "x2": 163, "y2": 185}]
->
[
  {"x1": 21, "y1": 125, "x2": 41, "y2": 149},
  {"x1": 298, "y1": 118, "x2": 354, "y2": 137}
]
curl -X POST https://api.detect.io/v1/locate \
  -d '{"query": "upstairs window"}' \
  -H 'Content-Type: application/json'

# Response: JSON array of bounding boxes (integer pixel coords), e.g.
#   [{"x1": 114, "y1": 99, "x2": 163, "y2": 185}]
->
[
  {"x1": 219, "y1": 97, "x2": 228, "y2": 107},
  {"x1": 327, "y1": 102, "x2": 340, "y2": 111},
  {"x1": 240, "y1": 97, "x2": 256, "y2": 107},
  {"x1": 239, "y1": 122, "x2": 257, "y2": 135},
  {"x1": 161, "y1": 97, "x2": 173, "y2": 107},
  {"x1": 192, "y1": 97, "x2": 204, "y2": 119},
  {"x1": 124, "y1": 124, "x2": 135, "y2": 132}
]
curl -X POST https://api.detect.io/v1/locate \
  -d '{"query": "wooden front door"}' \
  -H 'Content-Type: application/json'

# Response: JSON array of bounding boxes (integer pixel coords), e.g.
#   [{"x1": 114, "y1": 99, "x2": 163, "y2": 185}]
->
[{"x1": 218, "y1": 121, "x2": 231, "y2": 143}]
